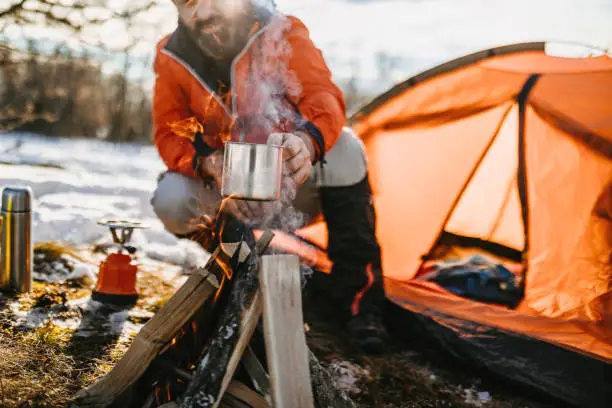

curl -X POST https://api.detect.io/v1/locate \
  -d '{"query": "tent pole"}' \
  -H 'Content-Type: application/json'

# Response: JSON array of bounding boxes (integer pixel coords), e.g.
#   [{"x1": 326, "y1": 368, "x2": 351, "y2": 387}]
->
[{"x1": 516, "y1": 74, "x2": 541, "y2": 291}]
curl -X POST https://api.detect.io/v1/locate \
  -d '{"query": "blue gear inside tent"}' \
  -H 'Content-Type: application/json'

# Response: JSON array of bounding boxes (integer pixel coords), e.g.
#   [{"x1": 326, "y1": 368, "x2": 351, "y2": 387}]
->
[{"x1": 417, "y1": 255, "x2": 524, "y2": 308}]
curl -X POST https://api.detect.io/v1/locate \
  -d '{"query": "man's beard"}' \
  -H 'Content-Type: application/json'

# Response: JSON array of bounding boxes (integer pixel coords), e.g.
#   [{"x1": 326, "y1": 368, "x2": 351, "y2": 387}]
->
[{"x1": 192, "y1": 14, "x2": 253, "y2": 61}]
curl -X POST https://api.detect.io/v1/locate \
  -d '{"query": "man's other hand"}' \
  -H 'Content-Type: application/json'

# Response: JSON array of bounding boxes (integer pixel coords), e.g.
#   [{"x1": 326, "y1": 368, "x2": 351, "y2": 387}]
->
[
  {"x1": 200, "y1": 150, "x2": 224, "y2": 185},
  {"x1": 221, "y1": 198, "x2": 280, "y2": 225},
  {"x1": 267, "y1": 132, "x2": 315, "y2": 186}
]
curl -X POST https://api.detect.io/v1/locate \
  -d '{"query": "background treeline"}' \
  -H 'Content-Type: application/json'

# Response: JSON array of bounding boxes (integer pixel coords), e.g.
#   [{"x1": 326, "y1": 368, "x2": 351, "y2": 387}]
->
[
  {"x1": 0, "y1": 0, "x2": 392, "y2": 143},
  {"x1": 1, "y1": 42, "x2": 153, "y2": 142}
]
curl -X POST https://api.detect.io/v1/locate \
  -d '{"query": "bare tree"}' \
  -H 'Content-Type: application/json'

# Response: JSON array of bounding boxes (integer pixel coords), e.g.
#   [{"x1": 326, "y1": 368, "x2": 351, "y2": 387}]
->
[
  {"x1": 0, "y1": 0, "x2": 164, "y2": 138},
  {"x1": 2, "y1": 0, "x2": 107, "y2": 31},
  {"x1": 1, "y1": 0, "x2": 156, "y2": 32}
]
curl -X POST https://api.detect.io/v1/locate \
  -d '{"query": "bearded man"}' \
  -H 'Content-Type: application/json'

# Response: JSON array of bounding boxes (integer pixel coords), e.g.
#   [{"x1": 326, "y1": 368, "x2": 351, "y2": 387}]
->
[{"x1": 150, "y1": 0, "x2": 389, "y2": 353}]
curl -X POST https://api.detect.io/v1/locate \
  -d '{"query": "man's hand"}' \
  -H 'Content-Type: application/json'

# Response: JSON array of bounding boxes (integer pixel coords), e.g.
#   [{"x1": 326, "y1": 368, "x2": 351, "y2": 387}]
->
[
  {"x1": 267, "y1": 131, "x2": 315, "y2": 186},
  {"x1": 199, "y1": 150, "x2": 224, "y2": 186},
  {"x1": 199, "y1": 150, "x2": 280, "y2": 224},
  {"x1": 220, "y1": 198, "x2": 280, "y2": 225}
]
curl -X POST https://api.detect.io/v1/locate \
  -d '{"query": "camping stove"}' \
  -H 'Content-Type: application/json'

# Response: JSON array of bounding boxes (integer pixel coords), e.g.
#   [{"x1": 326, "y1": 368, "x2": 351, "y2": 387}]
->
[{"x1": 92, "y1": 219, "x2": 147, "y2": 306}]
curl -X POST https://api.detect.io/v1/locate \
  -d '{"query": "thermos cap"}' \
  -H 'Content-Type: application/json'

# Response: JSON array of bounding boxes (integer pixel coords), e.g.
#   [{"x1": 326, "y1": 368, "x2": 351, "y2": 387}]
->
[{"x1": 1, "y1": 186, "x2": 33, "y2": 212}]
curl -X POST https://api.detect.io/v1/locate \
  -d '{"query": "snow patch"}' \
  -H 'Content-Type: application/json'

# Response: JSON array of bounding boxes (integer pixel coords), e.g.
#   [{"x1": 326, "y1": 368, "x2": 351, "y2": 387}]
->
[
  {"x1": 53, "y1": 316, "x2": 82, "y2": 331},
  {"x1": 8, "y1": 301, "x2": 51, "y2": 329},
  {"x1": 327, "y1": 360, "x2": 370, "y2": 395},
  {"x1": 1, "y1": 132, "x2": 211, "y2": 272},
  {"x1": 6, "y1": 290, "x2": 156, "y2": 344},
  {"x1": 464, "y1": 387, "x2": 493, "y2": 406},
  {"x1": 33, "y1": 253, "x2": 96, "y2": 283},
  {"x1": 108, "y1": 310, "x2": 142, "y2": 342}
]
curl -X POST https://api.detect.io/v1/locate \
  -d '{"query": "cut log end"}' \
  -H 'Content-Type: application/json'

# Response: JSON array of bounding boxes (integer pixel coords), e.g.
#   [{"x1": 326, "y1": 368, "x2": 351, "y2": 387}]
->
[{"x1": 260, "y1": 254, "x2": 314, "y2": 408}]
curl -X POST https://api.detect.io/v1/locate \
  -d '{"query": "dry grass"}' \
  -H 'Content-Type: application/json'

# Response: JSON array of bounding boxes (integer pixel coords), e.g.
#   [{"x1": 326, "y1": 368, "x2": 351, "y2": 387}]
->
[
  {"x1": 136, "y1": 272, "x2": 179, "y2": 314},
  {"x1": 0, "y1": 322, "x2": 76, "y2": 407},
  {"x1": 0, "y1": 241, "x2": 181, "y2": 407},
  {"x1": 0, "y1": 292, "x2": 127, "y2": 408},
  {"x1": 77, "y1": 340, "x2": 131, "y2": 387},
  {"x1": 33, "y1": 241, "x2": 90, "y2": 264}
]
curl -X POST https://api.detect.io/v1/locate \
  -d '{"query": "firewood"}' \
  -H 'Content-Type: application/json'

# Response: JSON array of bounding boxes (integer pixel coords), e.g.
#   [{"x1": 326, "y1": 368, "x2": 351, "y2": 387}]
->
[
  {"x1": 242, "y1": 331, "x2": 357, "y2": 408},
  {"x1": 218, "y1": 242, "x2": 252, "y2": 267},
  {"x1": 241, "y1": 345, "x2": 270, "y2": 399},
  {"x1": 69, "y1": 243, "x2": 243, "y2": 408},
  {"x1": 211, "y1": 289, "x2": 263, "y2": 408},
  {"x1": 178, "y1": 233, "x2": 277, "y2": 408},
  {"x1": 223, "y1": 381, "x2": 269, "y2": 408},
  {"x1": 141, "y1": 231, "x2": 273, "y2": 408},
  {"x1": 179, "y1": 232, "x2": 355, "y2": 408},
  {"x1": 180, "y1": 240, "x2": 265, "y2": 407},
  {"x1": 211, "y1": 232, "x2": 274, "y2": 408},
  {"x1": 259, "y1": 254, "x2": 314, "y2": 408},
  {"x1": 218, "y1": 397, "x2": 250, "y2": 408}
]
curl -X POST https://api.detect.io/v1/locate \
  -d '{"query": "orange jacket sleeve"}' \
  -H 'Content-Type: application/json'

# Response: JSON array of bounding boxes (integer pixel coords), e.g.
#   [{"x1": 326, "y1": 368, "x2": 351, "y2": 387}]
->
[
  {"x1": 284, "y1": 17, "x2": 347, "y2": 163},
  {"x1": 152, "y1": 39, "x2": 199, "y2": 179}
]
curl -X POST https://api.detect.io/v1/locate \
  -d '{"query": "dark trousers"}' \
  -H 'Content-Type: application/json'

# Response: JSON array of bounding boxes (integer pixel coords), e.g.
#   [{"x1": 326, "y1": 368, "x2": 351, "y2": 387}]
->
[{"x1": 307, "y1": 175, "x2": 386, "y2": 322}]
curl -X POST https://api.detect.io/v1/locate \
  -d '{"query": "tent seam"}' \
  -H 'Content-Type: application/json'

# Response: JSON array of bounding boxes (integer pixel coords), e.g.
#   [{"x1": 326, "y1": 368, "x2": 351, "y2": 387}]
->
[
  {"x1": 418, "y1": 103, "x2": 515, "y2": 264},
  {"x1": 529, "y1": 101, "x2": 612, "y2": 160}
]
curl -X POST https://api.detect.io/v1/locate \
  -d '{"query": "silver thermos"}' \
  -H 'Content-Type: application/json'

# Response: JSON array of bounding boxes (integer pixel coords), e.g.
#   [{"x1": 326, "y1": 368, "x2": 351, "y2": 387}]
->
[{"x1": 0, "y1": 186, "x2": 33, "y2": 293}]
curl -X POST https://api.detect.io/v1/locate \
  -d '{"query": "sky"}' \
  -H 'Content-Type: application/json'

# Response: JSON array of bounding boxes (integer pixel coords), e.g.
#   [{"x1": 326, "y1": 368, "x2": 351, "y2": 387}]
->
[
  {"x1": 274, "y1": 0, "x2": 612, "y2": 87},
  {"x1": 3, "y1": 0, "x2": 612, "y2": 93}
]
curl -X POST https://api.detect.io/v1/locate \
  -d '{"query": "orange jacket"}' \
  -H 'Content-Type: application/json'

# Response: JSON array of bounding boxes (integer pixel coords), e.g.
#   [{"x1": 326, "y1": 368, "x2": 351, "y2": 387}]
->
[{"x1": 152, "y1": 13, "x2": 346, "y2": 179}]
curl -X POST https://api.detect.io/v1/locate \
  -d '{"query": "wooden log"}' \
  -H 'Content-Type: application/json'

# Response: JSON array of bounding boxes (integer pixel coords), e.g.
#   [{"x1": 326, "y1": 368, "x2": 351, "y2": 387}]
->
[
  {"x1": 218, "y1": 396, "x2": 250, "y2": 408},
  {"x1": 179, "y1": 232, "x2": 274, "y2": 408},
  {"x1": 179, "y1": 246, "x2": 353, "y2": 408},
  {"x1": 186, "y1": 237, "x2": 273, "y2": 408},
  {"x1": 211, "y1": 289, "x2": 262, "y2": 408},
  {"x1": 223, "y1": 381, "x2": 269, "y2": 408},
  {"x1": 241, "y1": 345, "x2": 270, "y2": 400},
  {"x1": 179, "y1": 253, "x2": 259, "y2": 408},
  {"x1": 259, "y1": 254, "x2": 314, "y2": 408},
  {"x1": 69, "y1": 242, "x2": 246, "y2": 408}
]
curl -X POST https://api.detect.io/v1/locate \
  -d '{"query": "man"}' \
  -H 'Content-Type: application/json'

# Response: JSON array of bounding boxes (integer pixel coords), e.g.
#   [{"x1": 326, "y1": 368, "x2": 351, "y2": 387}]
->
[{"x1": 150, "y1": 0, "x2": 389, "y2": 353}]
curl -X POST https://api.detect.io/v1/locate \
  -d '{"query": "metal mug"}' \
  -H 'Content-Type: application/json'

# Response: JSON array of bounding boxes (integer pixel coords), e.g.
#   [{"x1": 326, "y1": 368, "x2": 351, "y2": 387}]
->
[
  {"x1": 221, "y1": 141, "x2": 283, "y2": 201},
  {"x1": 0, "y1": 186, "x2": 33, "y2": 293}
]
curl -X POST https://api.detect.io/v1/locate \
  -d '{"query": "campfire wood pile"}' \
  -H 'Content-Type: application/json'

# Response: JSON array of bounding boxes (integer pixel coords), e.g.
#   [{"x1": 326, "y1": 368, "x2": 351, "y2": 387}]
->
[{"x1": 70, "y1": 225, "x2": 356, "y2": 408}]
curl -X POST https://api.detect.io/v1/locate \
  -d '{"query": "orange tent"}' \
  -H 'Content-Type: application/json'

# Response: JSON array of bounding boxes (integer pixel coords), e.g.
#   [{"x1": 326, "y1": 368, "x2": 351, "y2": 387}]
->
[{"x1": 270, "y1": 42, "x2": 611, "y2": 407}]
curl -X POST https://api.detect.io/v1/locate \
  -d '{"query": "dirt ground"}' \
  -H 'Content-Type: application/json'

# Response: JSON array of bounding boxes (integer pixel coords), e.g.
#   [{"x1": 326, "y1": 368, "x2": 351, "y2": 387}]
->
[
  {"x1": 301, "y1": 300, "x2": 564, "y2": 408},
  {"x1": 0, "y1": 242, "x2": 571, "y2": 408},
  {"x1": 300, "y1": 280, "x2": 571, "y2": 408}
]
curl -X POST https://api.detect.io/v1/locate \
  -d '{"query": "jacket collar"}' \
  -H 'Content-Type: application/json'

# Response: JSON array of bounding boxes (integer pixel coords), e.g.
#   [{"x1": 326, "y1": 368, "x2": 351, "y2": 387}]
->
[{"x1": 161, "y1": 7, "x2": 277, "y2": 121}]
